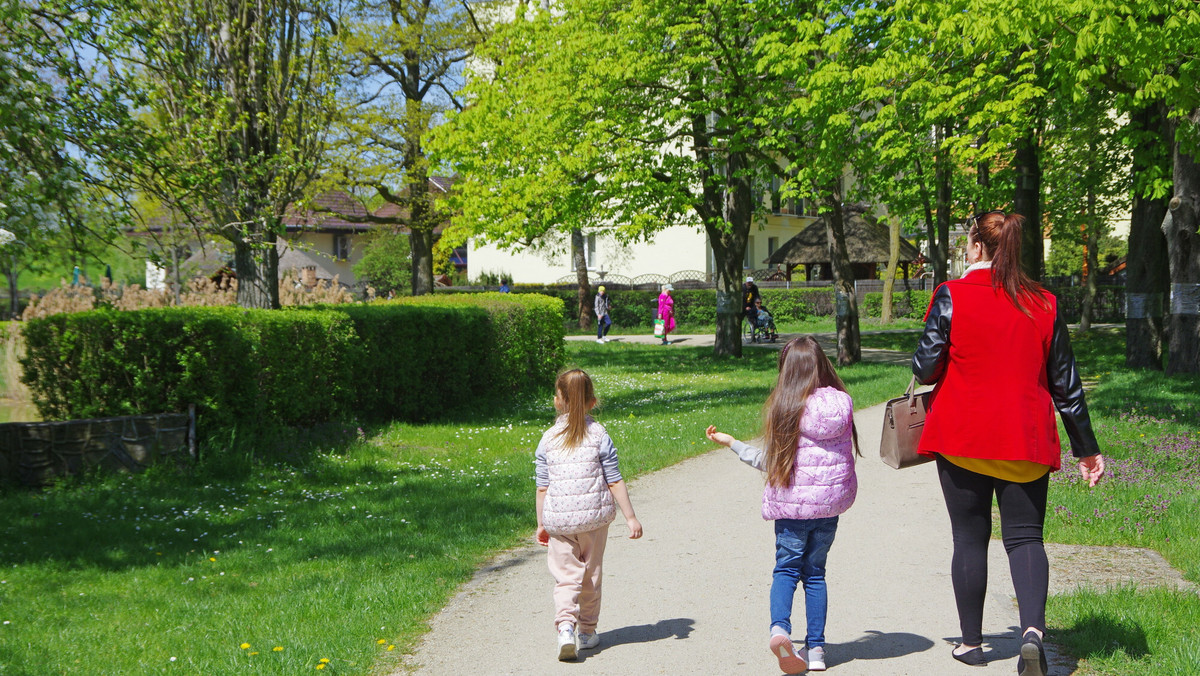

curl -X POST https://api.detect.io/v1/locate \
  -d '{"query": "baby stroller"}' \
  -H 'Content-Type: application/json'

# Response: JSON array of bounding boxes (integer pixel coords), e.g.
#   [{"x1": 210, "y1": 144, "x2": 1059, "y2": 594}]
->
[{"x1": 743, "y1": 301, "x2": 778, "y2": 343}]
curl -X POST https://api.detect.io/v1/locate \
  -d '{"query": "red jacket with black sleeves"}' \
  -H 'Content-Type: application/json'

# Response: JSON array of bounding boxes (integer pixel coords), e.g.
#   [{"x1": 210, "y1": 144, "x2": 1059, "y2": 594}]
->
[{"x1": 911, "y1": 268, "x2": 1101, "y2": 469}]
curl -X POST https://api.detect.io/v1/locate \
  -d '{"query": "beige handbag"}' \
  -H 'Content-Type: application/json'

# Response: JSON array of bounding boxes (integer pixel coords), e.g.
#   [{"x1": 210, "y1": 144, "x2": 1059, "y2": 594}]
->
[{"x1": 880, "y1": 376, "x2": 934, "y2": 469}]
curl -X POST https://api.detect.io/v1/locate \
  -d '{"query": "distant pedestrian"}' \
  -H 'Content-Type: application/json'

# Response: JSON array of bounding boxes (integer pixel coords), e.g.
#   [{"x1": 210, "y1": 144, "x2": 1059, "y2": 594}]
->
[
  {"x1": 705, "y1": 336, "x2": 859, "y2": 674},
  {"x1": 742, "y1": 275, "x2": 761, "y2": 325},
  {"x1": 535, "y1": 369, "x2": 642, "y2": 662},
  {"x1": 594, "y1": 285, "x2": 612, "y2": 343},
  {"x1": 499, "y1": 278, "x2": 511, "y2": 293},
  {"x1": 912, "y1": 210, "x2": 1104, "y2": 674},
  {"x1": 656, "y1": 283, "x2": 675, "y2": 345}
]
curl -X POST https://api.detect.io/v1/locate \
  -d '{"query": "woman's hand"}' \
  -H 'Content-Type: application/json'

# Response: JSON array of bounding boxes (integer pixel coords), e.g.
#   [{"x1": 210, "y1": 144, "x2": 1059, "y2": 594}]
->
[
  {"x1": 705, "y1": 425, "x2": 735, "y2": 447},
  {"x1": 1078, "y1": 454, "x2": 1105, "y2": 487}
]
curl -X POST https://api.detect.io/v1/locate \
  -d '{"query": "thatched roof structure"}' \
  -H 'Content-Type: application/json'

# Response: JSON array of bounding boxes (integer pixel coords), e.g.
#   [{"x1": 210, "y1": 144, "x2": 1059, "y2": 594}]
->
[{"x1": 765, "y1": 210, "x2": 921, "y2": 266}]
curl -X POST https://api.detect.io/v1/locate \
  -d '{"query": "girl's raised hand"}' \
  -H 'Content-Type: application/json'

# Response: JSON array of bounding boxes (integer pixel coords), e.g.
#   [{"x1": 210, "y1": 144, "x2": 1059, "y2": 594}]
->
[{"x1": 705, "y1": 425, "x2": 735, "y2": 447}]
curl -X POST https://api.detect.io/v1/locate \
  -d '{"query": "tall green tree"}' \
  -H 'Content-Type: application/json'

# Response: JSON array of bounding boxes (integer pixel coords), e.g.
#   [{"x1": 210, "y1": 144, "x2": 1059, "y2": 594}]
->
[
  {"x1": 433, "y1": 0, "x2": 804, "y2": 356},
  {"x1": 320, "y1": 0, "x2": 491, "y2": 297},
  {"x1": 104, "y1": 0, "x2": 341, "y2": 309},
  {"x1": 1037, "y1": 0, "x2": 1200, "y2": 373}
]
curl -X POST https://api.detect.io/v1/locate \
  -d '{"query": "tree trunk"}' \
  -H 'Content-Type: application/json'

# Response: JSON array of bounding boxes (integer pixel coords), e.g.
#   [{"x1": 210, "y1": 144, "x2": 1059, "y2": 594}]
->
[
  {"x1": 1125, "y1": 104, "x2": 1171, "y2": 370},
  {"x1": 406, "y1": 138, "x2": 436, "y2": 296},
  {"x1": 823, "y1": 185, "x2": 860, "y2": 366},
  {"x1": 933, "y1": 125, "x2": 952, "y2": 285},
  {"x1": 409, "y1": 229, "x2": 435, "y2": 296},
  {"x1": 881, "y1": 215, "x2": 901, "y2": 324},
  {"x1": 1013, "y1": 131, "x2": 1044, "y2": 281},
  {"x1": 232, "y1": 230, "x2": 280, "y2": 309},
  {"x1": 5, "y1": 266, "x2": 18, "y2": 319},
  {"x1": 913, "y1": 156, "x2": 938, "y2": 284},
  {"x1": 1163, "y1": 108, "x2": 1200, "y2": 375},
  {"x1": 1080, "y1": 179, "x2": 1098, "y2": 332},
  {"x1": 571, "y1": 228, "x2": 593, "y2": 329}
]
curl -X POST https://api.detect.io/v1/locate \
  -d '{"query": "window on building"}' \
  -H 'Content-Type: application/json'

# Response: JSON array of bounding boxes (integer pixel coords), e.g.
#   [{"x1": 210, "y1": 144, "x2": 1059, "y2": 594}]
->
[
  {"x1": 333, "y1": 234, "x2": 351, "y2": 261},
  {"x1": 768, "y1": 237, "x2": 779, "y2": 258},
  {"x1": 571, "y1": 233, "x2": 598, "y2": 270}
]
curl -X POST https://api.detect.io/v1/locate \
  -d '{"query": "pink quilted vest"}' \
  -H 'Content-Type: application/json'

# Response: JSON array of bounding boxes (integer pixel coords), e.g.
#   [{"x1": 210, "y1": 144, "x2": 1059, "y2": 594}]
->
[{"x1": 762, "y1": 387, "x2": 858, "y2": 521}]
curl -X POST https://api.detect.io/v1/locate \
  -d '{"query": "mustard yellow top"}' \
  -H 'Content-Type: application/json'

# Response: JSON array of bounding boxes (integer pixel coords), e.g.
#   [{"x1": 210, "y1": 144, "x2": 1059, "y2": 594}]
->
[{"x1": 943, "y1": 455, "x2": 1050, "y2": 483}]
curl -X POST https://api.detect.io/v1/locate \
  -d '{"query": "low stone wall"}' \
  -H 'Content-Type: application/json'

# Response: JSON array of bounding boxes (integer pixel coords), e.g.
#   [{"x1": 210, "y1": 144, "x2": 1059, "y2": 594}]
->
[{"x1": 0, "y1": 407, "x2": 195, "y2": 487}]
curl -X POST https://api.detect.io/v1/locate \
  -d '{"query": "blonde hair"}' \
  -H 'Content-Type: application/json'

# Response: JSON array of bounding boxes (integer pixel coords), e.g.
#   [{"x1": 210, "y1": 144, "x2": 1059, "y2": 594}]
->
[
  {"x1": 554, "y1": 369, "x2": 597, "y2": 449},
  {"x1": 761, "y1": 336, "x2": 859, "y2": 488}
]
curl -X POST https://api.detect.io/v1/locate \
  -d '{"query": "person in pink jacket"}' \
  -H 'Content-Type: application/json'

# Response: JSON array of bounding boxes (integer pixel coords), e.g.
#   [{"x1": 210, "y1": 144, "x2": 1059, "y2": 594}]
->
[
  {"x1": 706, "y1": 336, "x2": 859, "y2": 674},
  {"x1": 656, "y1": 283, "x2": 675, "y2": 345}
]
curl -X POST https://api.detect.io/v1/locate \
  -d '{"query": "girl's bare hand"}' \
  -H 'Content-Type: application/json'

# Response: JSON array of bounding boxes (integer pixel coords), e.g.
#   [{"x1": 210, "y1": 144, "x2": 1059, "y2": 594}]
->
[
  {"x1": 705, "y1": 425, "x2": 735, "y2": 447},
  {"x1": 1079, "y1": 454, "x2": 1105, "y2": 487},
  {"x1": 535, "y1": 526, "x2": 550, "y2": 546}
]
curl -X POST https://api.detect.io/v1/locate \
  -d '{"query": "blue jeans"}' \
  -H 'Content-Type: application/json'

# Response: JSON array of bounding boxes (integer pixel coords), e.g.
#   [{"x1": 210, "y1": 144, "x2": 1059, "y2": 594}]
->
[
  {"x1": 597, "y1": 314, "x2": 611, "y2": 339},
  {"x1": 770, "y1": 516, "x2": 839, "y2": 648}
]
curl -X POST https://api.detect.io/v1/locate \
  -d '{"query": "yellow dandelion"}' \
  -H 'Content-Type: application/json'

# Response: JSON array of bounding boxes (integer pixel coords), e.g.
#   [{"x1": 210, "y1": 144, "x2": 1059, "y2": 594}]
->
[
  {"x1": 250, "y1": 652, "x2": 259, "y2": 655},
  {"x1": 209, "y1": 557, "x2": 216, "y2": 562},
  {"x1": 316, "y1": 665, "x2": 326, "y2": 670},
  {"x1": 320, "y1": 658, "x2": 330, "y2": 663},
  {"x1": 273, "y1": 646, "x2": 284, "y2": 652},
  {"x1": 387, "y1": 645, "x2": 395, "y2": 651},
  {"x1": 377, "y1": 639, "x2": 386, "y2": 645},
  {"x1": 240, "y1": 643, "x2": 251, "y2": 650}
]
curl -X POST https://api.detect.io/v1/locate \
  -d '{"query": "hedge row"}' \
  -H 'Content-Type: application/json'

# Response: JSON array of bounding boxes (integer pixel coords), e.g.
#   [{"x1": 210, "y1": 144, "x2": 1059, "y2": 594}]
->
[
  {"x1": 860, "y1": 290, "x2": 934, "y2": 319},
  {"x1": 19, "y1": 293, "x2": 564, "y2": 430},
  {"x1": 491, "y1": 288, "x2": 835, "y2": 328}
]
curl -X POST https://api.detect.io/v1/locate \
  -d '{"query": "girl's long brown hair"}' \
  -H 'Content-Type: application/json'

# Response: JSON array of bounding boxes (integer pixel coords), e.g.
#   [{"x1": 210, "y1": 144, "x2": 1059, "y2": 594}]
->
[
  {"x1": 554, "y1": 369, "x2": 596, "y2": 449},
  {"x1": 971, "y1": 212, "x2": 1050, "y2": 316},
  {"x1": 762, "y1": 336, "x2": 859, "y2": 489}
]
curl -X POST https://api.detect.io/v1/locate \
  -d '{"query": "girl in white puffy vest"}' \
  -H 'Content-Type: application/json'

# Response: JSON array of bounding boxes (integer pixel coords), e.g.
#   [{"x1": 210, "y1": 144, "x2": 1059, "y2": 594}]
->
[
  {"x1": 706, "y1": 336, "x2": 859, "y2": 674},
  {"x1": 535, "y1": 369, "x2": 643, "y2": 661}
]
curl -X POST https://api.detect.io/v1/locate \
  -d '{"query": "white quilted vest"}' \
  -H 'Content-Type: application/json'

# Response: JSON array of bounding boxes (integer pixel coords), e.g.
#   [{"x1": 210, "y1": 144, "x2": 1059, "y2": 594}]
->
[{"x1": 540, "y1": 418, "x2": 616, "y2": 535}]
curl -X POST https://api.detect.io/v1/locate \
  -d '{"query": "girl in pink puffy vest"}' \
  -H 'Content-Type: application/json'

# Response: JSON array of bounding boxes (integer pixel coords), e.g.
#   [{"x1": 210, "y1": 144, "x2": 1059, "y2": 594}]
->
[
  {"x1": 535, "y1": 369, "x2": 643, "y2": 662},
  {"x1": 706, "y1": 336, "x2": 859, "y2": 674}
]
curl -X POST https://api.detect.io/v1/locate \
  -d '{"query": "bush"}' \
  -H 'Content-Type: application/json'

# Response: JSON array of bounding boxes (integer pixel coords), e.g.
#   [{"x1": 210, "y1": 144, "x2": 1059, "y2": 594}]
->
[
  {"x1": 481, "y1": 287, "x2": 830, "y2": 328},
  {"x1": 19, "y1": 294, "x2": 565, "y2": 433},
  {"x1": 861, "y1": 290, "x2": 934, "y2": 319}
]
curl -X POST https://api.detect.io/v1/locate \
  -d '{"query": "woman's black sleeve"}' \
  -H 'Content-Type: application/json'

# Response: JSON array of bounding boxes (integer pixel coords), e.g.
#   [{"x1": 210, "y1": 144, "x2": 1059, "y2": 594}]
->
[
  {"x1": 912, "y1": 284, "x2": 952, "y2": 385},
  {"x1": 1047, "y1": 309, "x2": 1102, "y2": 458}
]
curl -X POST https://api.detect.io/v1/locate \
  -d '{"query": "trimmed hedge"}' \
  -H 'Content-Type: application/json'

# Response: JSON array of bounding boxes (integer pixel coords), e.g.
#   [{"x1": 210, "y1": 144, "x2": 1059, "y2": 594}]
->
[
  {"x1": 488, "y1": 288, "x2": 831, "y2": 327},
  {"x1": 19, "y1": 293, "x2": 564, "y2": 429},
  {"x1": 861, "y1": 290, "x2": 934, "y2": 319}
]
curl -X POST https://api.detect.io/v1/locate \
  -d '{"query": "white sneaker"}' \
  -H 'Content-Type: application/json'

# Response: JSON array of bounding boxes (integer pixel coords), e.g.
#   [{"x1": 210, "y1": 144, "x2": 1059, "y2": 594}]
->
[
  {"x1": 807, "y1": 645, "x2": 827, "y2": 671},
  {"x1": 578, "y1": 631, "x2": 600, "y2": 650},
  {"x1": 596, "y1": 338, "x2": 604, "y2": 343},
  {"x1": 557, "y1": 626, "x2": 578, "y2": 661}
]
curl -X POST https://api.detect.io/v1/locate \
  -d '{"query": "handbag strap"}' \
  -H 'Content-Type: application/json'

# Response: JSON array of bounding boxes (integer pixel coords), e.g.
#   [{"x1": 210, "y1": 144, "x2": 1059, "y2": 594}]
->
[{"x1": 905, "y1": 375, "x2": 918, "y2": 406}]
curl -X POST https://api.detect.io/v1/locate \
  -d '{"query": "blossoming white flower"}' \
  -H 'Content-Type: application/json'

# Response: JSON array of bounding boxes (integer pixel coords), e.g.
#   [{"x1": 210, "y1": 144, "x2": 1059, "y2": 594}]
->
[{"x1": 0, "y1": 229, "x2": 16, "y2": 245}]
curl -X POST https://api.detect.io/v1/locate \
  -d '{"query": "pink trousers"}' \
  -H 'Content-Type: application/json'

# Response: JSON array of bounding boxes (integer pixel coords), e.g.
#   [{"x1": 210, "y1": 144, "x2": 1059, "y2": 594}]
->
[{"x1": 547, "y1": 525, "x2": 609, "y2": 632}]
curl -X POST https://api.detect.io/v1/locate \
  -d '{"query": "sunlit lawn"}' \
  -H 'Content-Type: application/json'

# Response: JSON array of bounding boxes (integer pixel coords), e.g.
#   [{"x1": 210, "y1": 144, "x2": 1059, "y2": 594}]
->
[{"x1": 0, "y1": 340, "x2": 911, "y2": 675}]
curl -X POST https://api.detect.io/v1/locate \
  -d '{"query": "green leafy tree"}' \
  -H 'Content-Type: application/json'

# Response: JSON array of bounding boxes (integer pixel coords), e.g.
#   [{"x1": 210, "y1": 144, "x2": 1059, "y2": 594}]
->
[
  {"x1": 318, "y1": 0, "x2": 490, "y2": 297},
  {"x1": 433, "y1": 0, "x2": 805, "y2": 356},
  {"x1": 1031, "y1": 0, "x2": 1200, "y2": 373},
  {"x1": 353, "y1": 229, "x2": 413, "y2": 297},
  {"x1": 101, "y1": 0, "x2": 342, "y2": 309}
]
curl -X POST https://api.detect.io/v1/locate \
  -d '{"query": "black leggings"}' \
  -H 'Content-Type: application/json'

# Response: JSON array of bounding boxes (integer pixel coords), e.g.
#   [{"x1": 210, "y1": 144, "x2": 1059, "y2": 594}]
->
[{"x1": 935, "y1": 455, "x2": 1049, "y2": 645}]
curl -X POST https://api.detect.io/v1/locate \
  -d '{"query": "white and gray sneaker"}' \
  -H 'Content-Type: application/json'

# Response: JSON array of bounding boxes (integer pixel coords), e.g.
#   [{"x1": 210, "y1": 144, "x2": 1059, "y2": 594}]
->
[
  {"x1": 806, "y1": 645, "x2": 827, "y2": 671},
  {"x1": 578, "y1": 632, "x2": 600, "y2": 650},
  {"x1": 557, "y1": 625, "x2": 578, "y2": 661}
]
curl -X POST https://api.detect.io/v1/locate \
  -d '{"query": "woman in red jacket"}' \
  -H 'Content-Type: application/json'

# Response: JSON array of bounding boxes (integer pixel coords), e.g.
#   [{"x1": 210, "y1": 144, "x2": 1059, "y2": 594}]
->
[{"x1": 912, "y1": 211, "x2": 1105, "y2": 676}]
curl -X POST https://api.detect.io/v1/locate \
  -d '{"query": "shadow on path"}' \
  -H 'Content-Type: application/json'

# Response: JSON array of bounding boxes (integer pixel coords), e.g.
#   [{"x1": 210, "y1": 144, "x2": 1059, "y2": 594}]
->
[
  {"x1": 589, "y1": 618, "x2": 695, "y2": 656},
  {"x1": 824, "y1": 629, "x2": 936, "y2": 665}
]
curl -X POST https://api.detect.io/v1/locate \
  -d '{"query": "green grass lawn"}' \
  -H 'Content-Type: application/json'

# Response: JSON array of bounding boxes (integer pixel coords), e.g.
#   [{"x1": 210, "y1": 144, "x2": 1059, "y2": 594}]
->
[
  {"x1": 0, "y1": 328, "x2": 1194, "y2": 674},
  {"x1": 0, "y1": 341, "x2": 911, "y2": 675}
]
